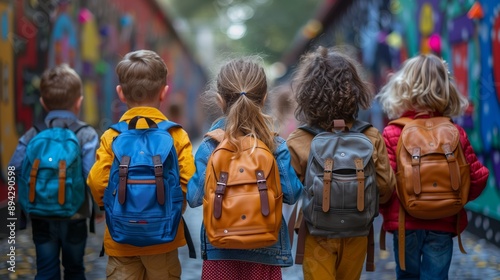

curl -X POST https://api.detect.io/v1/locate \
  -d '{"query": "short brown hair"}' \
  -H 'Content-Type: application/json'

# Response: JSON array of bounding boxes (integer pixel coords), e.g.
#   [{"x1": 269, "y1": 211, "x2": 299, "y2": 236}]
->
[
  {"x1": 39, "y1": 64, "x2": 82, "y2": 110},
  {"x1": 115, "y1": 50, "x2": 168, "y2": 104}
]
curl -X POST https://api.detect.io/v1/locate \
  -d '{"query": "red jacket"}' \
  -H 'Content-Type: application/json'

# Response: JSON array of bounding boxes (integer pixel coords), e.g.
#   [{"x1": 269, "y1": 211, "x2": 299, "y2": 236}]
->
[{"x1": 380, "y1": 111, "x2": 490, "y2": 234}]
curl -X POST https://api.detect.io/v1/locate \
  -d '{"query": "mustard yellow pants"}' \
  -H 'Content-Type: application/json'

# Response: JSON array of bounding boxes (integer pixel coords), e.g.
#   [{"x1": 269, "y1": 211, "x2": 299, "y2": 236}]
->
[
  {"x1": 106, "y1": 249, "x2": 181, "y2": 280},
  {"x1": 303, "y1": 233, "x2": 368, "y2": 280}
]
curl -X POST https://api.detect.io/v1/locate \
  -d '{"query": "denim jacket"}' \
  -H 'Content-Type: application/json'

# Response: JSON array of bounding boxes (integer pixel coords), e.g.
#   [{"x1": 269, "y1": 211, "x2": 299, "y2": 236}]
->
[{"x1": 187, "y1": 118, "x2": 303, "y2": 267}]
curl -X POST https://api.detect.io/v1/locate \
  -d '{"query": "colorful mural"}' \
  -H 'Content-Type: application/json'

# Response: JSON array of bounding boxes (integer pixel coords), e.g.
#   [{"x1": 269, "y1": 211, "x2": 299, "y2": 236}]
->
[
  {"x1": 291, "y1": 0, "x2": 500, "y2": 245},
  {"x1": 389, "y1": 0, "x2": 500, "y2": 244},
  {"x1": 0, "y1": 0, "x2": 207, "y2": 210}
]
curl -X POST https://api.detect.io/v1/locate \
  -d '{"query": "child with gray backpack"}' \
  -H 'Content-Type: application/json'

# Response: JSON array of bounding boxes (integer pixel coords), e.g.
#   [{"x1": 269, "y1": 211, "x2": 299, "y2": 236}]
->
[{"x1": 286, "y1": 46, "x2": 396, "y2": 280}]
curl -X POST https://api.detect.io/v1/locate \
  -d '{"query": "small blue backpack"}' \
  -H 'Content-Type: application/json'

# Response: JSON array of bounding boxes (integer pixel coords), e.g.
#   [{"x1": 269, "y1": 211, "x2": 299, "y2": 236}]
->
[
  {"x1": 104, "y1": 116, "x2": 184, "y2": 247},
  {"x1": 19, "y1": 121, "x2": 87, "y2": 218}
]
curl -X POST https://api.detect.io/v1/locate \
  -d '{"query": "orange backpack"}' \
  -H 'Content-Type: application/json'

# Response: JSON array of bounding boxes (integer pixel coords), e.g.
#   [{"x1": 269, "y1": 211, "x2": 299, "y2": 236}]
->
[
  {"x1": 203, "y1": 129, "x2": 283, "y2": 249},
  {"x1": 389, "y1": 117, "x2": 470, "y2": 270}
]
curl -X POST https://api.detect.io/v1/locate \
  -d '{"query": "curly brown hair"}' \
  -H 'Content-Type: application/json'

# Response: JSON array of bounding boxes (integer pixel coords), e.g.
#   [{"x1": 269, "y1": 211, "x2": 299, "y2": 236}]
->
[{"x1": 292, "y1": 46, "x2": 372, "y2": 130}]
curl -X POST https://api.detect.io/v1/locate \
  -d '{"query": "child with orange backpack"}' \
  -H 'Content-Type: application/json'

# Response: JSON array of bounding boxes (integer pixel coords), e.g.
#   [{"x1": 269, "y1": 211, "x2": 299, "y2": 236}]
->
[
  {"x1": 377, "y1": 53, "x2": 489, "y2": 279},
  {"x1": 187, "y1": 56, "x2": 303, "y2": 280}
]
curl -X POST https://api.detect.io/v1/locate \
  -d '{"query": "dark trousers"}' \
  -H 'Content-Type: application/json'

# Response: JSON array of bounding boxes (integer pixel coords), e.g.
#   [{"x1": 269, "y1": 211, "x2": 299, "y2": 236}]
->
[{"x1": 31, "y1": 218, "x2": 88, "y2": 280}]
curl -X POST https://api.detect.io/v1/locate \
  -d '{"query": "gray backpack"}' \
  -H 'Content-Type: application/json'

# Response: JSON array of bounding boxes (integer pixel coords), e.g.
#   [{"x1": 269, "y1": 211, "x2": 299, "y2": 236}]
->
[{"x1": 301, "y1": 119, "x2": 379, "y2": 238}]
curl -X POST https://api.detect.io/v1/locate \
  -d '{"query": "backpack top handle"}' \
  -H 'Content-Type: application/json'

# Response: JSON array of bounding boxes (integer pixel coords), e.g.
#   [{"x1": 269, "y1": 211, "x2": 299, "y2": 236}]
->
[{"x1": 128, "y1": 116, "x2": 158, "y2": 130}]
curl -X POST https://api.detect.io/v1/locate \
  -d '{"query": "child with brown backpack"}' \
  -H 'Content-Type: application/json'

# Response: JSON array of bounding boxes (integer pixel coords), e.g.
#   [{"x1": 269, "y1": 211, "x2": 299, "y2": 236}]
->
[
  {"x1": 376, "y1": 53, "x2": 489, "y2": 279},
  {"x1": 186, "y1": 56, "x2": 303, "y2": 280},
  {"x1": 286, "y1": 46, "x2": 396, "y2": 280}
]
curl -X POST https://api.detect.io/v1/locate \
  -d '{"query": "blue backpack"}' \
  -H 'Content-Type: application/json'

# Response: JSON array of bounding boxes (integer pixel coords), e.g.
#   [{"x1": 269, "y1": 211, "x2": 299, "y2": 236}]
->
[
  {"x1": 104, "y1": 116, "x2": 184, "y2": 247},
  {"x1": 19, "y1": 121, "x2": 87, "y2": 218}
]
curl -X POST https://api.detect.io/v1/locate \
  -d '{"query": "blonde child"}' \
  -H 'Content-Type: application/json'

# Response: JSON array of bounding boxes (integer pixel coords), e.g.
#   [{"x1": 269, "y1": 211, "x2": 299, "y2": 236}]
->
[{"x1": 376, "y1": 53, "x2": 489, "y2": 279}]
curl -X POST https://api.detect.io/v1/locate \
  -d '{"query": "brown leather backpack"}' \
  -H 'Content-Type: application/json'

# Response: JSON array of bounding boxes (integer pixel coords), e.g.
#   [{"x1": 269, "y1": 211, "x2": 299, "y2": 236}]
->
[
  {"x1": 389, "y1": 116, "x2": 470, "y2": 270},
  {"x1": 203, "y1": 129, "x2": 283, "y2": 249}
]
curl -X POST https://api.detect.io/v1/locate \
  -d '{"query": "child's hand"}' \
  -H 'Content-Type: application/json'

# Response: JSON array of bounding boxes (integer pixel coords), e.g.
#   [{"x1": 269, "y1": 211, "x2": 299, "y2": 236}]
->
[{"x1": 95, "y1": 212, "x2": 105, "y2": 223}]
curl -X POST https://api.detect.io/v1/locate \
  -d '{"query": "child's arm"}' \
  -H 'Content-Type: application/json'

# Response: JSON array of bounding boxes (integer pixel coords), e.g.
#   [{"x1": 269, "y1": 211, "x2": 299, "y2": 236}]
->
[
  {"x1": 8, "y1": 128, "x2": 37, "y2": 172},
  {"x1": 457, "y1": 127, "x2": 489, "y2": 201},
  {"x1": 275, "y1": 139, "x2": 303, "y2": 205},
  {"x1": 80, "y1": 128, "x2": 99, "y2": 180},
  {"x1": 87, "y1": 131, "x2": 115, "y2": 208},
  {"x1": 381, "y1": 126, "x2": 398, "y2": 172},
  {"x1": 368, "y1": 129, "x2": 396, "y2": 204},
  {"x1": 187, "y1": 140, "x2": 212, "y2": 208},
  {"x1": 173, "y1": 130, "x2": 195, "y2": 194}
]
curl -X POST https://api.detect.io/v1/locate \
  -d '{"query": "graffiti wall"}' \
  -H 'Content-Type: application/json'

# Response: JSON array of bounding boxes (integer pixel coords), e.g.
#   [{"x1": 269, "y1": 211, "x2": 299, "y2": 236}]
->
[
  {"x1": 295, "y1": 0, "x2": 500, "y2": 245},
  {"x1": 0, "y1": 0, "x2": 207, "y2": 208},
  {"x1": 390, "y1": 0, "x2": 500, "y2": 245}
]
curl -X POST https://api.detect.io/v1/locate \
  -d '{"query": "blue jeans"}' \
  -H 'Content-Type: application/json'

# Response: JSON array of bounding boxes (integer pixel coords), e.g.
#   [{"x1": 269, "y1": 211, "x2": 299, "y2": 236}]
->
[
  {"x1": 31, "y1": 218, "x2": 88, "y2": 280},
  {"x1": 393, "y1": 230, "x2": 453, "y2": 280}
]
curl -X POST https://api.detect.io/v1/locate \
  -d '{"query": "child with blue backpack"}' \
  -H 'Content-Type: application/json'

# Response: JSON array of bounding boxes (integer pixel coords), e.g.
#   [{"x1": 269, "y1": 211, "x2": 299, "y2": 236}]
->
[
  {"x1": 87, "y1": 50, "x2": 195, "y2": 279},
  {"x1": 9, "y1": 64, "x2": 99, "y2": 280}
]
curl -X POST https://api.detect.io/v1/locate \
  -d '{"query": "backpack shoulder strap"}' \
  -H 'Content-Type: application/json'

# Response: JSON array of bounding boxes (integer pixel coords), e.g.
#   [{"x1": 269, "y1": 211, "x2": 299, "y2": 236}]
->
[
  {"x1": 109, "y1": 121, "x2": 128, "y2": 133},
  {"x1": 350, "y1": 120, "x2": 372, "y2": 133},
  {"x1": 68, "y1": 121, "x2": 89, "y2": 135},
  {"x1": 388, "y1": 117, "x2": 413, "y2": 127},
  {"x1": 157, "y1": 120, "x2": 182, "y2": 131},
  {"x1": 33, "y1": 121, "x2": 48, "y2": 133},
  {"x1": 298, "y1": 125, "x2": 323, "y2": 136},
  {"x1": 204, "y1": 128, "x2": 225, "y2": 143}
]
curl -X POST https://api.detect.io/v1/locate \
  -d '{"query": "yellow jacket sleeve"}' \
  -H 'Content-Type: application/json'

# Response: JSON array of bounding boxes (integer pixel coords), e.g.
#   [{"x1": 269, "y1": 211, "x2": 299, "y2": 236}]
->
[{"x1": 87, "y1": 129, "x2": 116, "y2": 208}]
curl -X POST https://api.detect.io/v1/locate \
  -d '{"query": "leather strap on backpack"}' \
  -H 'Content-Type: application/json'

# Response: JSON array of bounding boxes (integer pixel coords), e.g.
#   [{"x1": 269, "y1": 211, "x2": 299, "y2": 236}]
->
[
  {"x1": 379, "y1": 224, "x2": 387, "y2": 250},
  {"x1": 366, "y1": 224, "x2": 375, "y2": 271},
  {"x1": 443, "y1": 143, "x2": 461, "y2": 191},
  {"x1": 214, "y1": 172, "x2": 228, "y2": 219},
  {"x1": 398, "y1": 204, "x2": 406, "y2": 271},
  {"x1": 295, "y1": 215, "x2": 307, "y2": 264},
  {"x1": 388, "y1": 117, "x2": 413, "y2": 127},
  {"x1": 256, "y1": 170, "x2": 270, "y2": 217},
  {"x1": 411, "y1": 147, "x2": 422, "y2": 195},
  {"x1": 205, "y1": 128, "x2": 225, "y2": 143},
  {"x1": 58, "y1": 160, "x2": 67, "y2": 205},
  {"x1": 29, "y1": 159, "x2": 40, "y2": 203},
  {"x1": 322, "y1": 158, "x2": 333, "y2": 212},
  {"x1": 457, "y1": 213, "x2": 466, "y2": 254},
  {"x1": 354, "y1": 158, "x2": 365, "y2": 212},
  {"x1": 118, "y1": 156, "x2": 131, "y2": 204},
  {"x1": 153, "y1": 155, "x2": 165, "y2": 205}
]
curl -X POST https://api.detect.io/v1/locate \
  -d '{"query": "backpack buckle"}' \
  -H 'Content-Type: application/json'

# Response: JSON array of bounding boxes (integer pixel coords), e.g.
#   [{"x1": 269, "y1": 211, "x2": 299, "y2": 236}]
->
[
  {"x1": 411, "y1": 148, "x2": 421, "y2": 166},
  {"x1": 216, "y1": 182, "x2": 226, "y2": 192},
  {"x1": 154, "y1": 164, "x2": 163, "y2": 176},
  {"x1": 443, "y1": 144, "x2": 455, "y2": 161},
  {"x1": 119, "y1": 164, "x2": 128, "y2": 176}
]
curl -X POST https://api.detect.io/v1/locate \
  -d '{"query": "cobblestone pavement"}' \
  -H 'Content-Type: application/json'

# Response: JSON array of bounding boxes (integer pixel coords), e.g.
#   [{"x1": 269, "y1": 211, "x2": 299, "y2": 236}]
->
[{"x1": 1, "y1": 206, "x2": 500, "y2": 279}]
